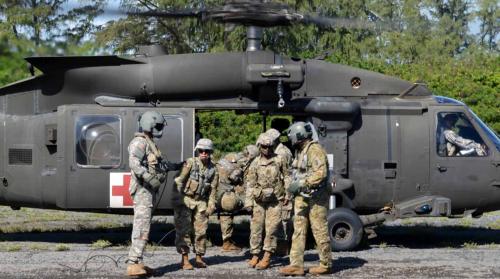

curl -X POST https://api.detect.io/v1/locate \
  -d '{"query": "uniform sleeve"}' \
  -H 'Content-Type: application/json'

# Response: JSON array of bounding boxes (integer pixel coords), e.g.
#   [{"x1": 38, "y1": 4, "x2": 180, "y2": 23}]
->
[
  {"x1": 244, "y1": 159, "x2": 258, "y2": 207},
  {"x1": 128, "y1": 138, "x2": 148, "y2": 178},
  {"x1": 207, "y1": 169, "x2": 219, "y2": 211},
  {"x1": 304, "y1": 144, "x2": 328, "y2": 189},
  {"x1": 174, "y1": 158, "x2": 193, "y2": 192},
  {"x1": 281, "y1": 156, "x2": 291, "y2": 191},
  {"x1": 444, "y1": 130, "x2": 479, "y2": 150}
]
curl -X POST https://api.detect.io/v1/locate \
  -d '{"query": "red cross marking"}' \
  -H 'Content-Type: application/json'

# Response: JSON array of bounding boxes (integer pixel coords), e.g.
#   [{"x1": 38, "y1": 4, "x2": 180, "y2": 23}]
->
[{"x1": 112, "y1": 174, "x2": 133, "y2": 206}]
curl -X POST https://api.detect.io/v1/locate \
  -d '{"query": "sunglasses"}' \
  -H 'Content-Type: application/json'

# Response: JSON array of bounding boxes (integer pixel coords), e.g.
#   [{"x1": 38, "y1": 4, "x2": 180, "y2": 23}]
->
[
  {"x1": 260, "y1": 145, "x2": 273, "y2": 149},
  {"x1": 199, "y1": 149, "x2": 211, "y2": 154}
]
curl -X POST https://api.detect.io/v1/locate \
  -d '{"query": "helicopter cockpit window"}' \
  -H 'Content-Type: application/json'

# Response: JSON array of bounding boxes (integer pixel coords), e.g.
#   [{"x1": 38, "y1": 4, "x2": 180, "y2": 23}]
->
[
  {"x1": 76, "y1": 115, "x2": 121, "y2": 167},
  {"x1": 436, "y1": 112, "x2": 488, "y2": 157}
]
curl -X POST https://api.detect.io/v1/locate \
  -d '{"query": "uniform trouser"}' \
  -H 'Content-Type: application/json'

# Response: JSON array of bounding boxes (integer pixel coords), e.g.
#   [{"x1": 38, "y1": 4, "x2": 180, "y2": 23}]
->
[
  {"x1": 279, "y1": 201, "x2": 293, "y2": 241},
  {"x1": 289, "y1": 194, "x2": 332, "y2": 268},
  {"x1": 128, "y1": 186, "x2": 154, "y2": 263},
  {"x1": 220, "y1": 215, "x2": 233, "y2": 241},
  {"x1": 174, "y1": 195, "x2": 209, "y2": 255},
  {"x1": 249, "y1": 200, "x2": 282, "y2": 255}
]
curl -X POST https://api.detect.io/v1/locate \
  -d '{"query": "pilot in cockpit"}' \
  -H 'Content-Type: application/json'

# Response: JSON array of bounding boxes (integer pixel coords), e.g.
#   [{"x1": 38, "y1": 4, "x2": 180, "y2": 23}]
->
[{"x1": 441, "y1": 113, "x2": 487, "y2": 156}]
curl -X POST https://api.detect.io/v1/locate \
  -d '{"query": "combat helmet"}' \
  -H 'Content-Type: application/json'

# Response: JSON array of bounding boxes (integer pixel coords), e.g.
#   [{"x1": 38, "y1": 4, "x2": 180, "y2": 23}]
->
[
  {"x1": 195, "y1": 138, "x2": 214, "y2": 151},
  {"x1": 220, "y1": 191, "x2": 241, "y2": 212},
  {"x1": 265, "y1": 128, "x2": 281, "y2": 144},
  {"x1": 287, "y1": 121, "x2": 313, "y2": 146},
  {"x1": 139, "y1": 111, "x2": 166, "y2": 138}
]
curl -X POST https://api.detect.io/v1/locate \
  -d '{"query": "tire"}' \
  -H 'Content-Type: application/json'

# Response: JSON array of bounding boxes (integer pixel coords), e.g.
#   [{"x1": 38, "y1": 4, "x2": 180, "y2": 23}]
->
[{"x1": 327, "y1": 208, "x2": 363, "y2": 251}]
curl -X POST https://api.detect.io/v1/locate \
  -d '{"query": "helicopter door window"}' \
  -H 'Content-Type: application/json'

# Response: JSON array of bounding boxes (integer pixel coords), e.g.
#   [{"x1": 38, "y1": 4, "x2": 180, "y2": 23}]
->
[
  {"x1": 436, "y1": 112, "x2": 488, "y2": 157},
  {"x1": 75, "y1": 115, "x2": 121, "y2": 167}
]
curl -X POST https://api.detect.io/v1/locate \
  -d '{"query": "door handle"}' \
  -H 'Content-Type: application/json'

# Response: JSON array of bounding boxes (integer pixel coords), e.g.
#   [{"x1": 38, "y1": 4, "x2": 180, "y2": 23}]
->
[{"x1": 437, "y1": 165, "x2": 447, "y2": 172}]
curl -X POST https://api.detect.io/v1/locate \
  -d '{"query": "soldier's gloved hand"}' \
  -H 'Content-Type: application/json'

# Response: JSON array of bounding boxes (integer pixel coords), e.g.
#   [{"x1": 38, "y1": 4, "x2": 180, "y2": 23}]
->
[
  {"x1": 287, "y1": 180, "x2": 304, "y2": 195},
  {"x1": 143, "y1": 172, "x2": 162, "y2": 191}
]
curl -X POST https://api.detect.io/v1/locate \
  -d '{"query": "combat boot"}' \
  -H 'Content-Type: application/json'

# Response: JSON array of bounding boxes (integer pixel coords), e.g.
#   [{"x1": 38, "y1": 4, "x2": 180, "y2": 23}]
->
[
  {"x1": 255, "y1": 251, "x2": 272, "y2": 270},
  {"x1": 247, "y1": 255, "x2": 259, "y2": 268},
  {"x1": 194, "y1": 254, "x2": 208, "y2": 268},
  {"x1": 126, "y1": 263, "x2": 147, "y2": 276},
  {"x1": 222, "y1": 239, "x2": 241, "y2": 252},
  {"x1": 137, "y1": 263, "x2": 154, "y2": 275},
  {"x1": 279, "y1": 265, "x2": 305, "y2": 276},
  {"x1": 181, "y1": 254, "x2": 194, "y2": 270},
  {"x1": 309, "y1": 266, "x2": 331, "y2": 275}
]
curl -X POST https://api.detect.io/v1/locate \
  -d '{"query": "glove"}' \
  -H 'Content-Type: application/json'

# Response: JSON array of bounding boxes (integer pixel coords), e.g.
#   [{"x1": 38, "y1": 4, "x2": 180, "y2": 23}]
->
[
  {"x1": 287, "y1": 180, "x2": 303, "y2": 195},
  {"x1": 143, "y1": 172, "x2": 161, "y2": 191}
]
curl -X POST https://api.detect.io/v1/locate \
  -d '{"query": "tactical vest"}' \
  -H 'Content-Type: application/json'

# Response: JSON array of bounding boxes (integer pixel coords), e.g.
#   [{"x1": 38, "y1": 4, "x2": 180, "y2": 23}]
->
[
  {"x1": 253, "y1": 155, "x2": 285, "y2": 203},
  {"x1": 184, "y1": 157, "x2": 216, "y2": 200},
  {"x1": 135, "y1": 133, "x2": 162, "y2": 176},
  {"x1": 292, "y1": 141, "x2": 328, "y2": 192}
]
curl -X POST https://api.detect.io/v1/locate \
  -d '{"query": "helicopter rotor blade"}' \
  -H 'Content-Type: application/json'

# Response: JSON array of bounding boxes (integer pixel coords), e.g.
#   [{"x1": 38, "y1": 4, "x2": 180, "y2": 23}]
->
[{"x1": 125, "y1": 8, "x2": 205, "y2": 19}]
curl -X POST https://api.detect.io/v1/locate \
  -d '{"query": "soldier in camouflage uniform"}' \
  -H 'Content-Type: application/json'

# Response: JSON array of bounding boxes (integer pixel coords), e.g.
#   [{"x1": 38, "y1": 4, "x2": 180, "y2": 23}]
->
[
  {"x1": 245, "y1": 134, "x2": 290, "y2": 270},
  {"x1": 442, "y1": 113, "x2": 486, "y2": 156},
  {"x1": 280, "y1": 122, "x2": 332, "y2": 276},
  {"x1": 217, "y1": 152, "x2": 244, "y2": 252},
  {"x1": 174, "y1": 138, "x2": 218, "y2": 270},
  {"x1": 265, "y1": 127, "x2": 293, "y2": 255},
  {"x1": 216, "y1": 145, "x2": 259, "y2": 252},
  {"x1": 126, "y1": 111, "x2": 167, "y2": 276}
]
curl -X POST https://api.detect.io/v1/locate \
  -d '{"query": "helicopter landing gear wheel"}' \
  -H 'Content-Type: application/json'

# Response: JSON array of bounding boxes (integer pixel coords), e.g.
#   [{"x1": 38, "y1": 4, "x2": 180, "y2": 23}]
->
[{"x1": 327, "y1": 208, "x2": 364, "y2": 251}]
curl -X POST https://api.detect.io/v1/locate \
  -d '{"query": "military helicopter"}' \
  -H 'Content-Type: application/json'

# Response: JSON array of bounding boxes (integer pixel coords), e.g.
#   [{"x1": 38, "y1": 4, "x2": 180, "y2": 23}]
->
[{"x1": 0, "y1": 0, "x2": 498, "y2": 251}]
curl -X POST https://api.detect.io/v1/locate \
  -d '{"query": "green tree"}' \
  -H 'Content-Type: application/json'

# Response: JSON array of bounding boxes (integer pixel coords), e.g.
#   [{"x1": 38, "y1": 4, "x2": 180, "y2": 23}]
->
[{"x1": 476, "y1": 0, "x2": 499, "y2": 51}]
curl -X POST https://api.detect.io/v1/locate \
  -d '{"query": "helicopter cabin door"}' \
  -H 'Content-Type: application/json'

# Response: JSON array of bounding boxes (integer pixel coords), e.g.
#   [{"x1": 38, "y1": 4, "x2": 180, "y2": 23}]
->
[
  {"x1": 429, "y1": 106, "x2": 496, "y2": 213},
  {"x1": 57, "y1": 105, "x2": 194, "y2": 212}
]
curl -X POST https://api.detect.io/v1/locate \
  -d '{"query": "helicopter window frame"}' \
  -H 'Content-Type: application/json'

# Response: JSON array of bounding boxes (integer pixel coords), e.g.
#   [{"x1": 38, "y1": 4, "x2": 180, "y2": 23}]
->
[
  {"x1": 436, "y1": 111, "x2": 489, "y2": 158},
  {"x1": 75, "y1": 115, "x2": 122, "y2": 168}
]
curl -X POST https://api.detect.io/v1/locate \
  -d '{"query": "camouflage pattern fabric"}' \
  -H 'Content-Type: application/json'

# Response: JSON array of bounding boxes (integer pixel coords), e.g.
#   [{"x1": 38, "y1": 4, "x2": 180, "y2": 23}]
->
[
  {"x1": 216, "y1": 153, "x2": 246, "y2": 241},
  {"x1": 174, "y1": 157, "x2": 218, "y2": 255},
  {"x1": 275, "y1": 143, "x2": 293, "y2": 167},
  {"x1": 274, "y1": 142, "x2": 293, "y2": 242},
  {"x1": 444, "y1": 129, "x2": 486, "y2": 156},
  {"x1": 289, "y1": 140, "x2": 331, "y2": 268},
  {"x1": 219, "y1": 215, "x2": 234, "y2": 241},
  {"x1": 244, "y1": 154, "x2": 290, "y2": 207},
  {"x1": 249, "y1": 200, "x2": 282, "y2": 254},
  {"x1": 174, "y1": 195, "x2": 209, "y2": 255},
  {"x1": 245, "y1": 153, "x2": 290, "y2": 255},
  {"x1": 127, "y1": 133, "x2": 162, "y2": 263}
]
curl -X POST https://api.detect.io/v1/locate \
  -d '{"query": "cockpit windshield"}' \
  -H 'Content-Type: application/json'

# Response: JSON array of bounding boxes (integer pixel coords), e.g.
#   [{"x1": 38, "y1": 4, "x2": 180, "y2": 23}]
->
[
  {"x1": 435, "y1": 96, "x2": 500, "y2": 152},
  {"x1": 468, "y1": 109, "x2": 500, "y2": 152}
]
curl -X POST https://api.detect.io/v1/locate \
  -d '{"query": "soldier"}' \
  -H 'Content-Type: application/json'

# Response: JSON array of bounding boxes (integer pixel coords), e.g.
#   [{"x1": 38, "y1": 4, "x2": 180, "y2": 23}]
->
[
  {"x1": 216, "y1": 145, "x2": 259, "y2": 252},
  {"x1": 269, "y1": 118, "x2": 293, "y2": 166},
  {"x1": 265, "y1": 127, "x2": 293, "y2": 255},
  {"x1": 279, "y1": 121, "x2": 332, "y2": 276},
  {"x1": 216, "y1": 152, "x2": 245, "y2": 252},
  {"x1": 126, "y1": 111, "x2": 167, "y2": 276},
  {"x1": 442, "y1": 113, "x2": 486, "y2": 156},
  {"x1": 174, "y1": 138, "x2": 219, "y2": 270},
  {"x1": 244, "y1": 134, "x2": 290, "y2": 270}
]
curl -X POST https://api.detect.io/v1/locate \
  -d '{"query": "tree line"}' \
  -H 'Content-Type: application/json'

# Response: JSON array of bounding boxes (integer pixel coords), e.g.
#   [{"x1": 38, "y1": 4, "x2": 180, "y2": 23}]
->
[{"x1": 0, "y1": 0, "x2": 498, "y2": 149}]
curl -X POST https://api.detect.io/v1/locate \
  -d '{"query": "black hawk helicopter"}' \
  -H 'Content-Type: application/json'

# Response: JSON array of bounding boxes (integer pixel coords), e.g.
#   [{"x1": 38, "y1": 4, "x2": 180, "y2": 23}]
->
[{"x1": 0, "y1": 0, "x2": 498, "y2": 251}]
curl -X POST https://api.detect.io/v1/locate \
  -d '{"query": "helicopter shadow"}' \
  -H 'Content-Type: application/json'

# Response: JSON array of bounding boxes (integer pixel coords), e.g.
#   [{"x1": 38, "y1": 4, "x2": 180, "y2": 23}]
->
[{"x1": 367, "y1": 225, "x2": 500, "y2": 249}]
